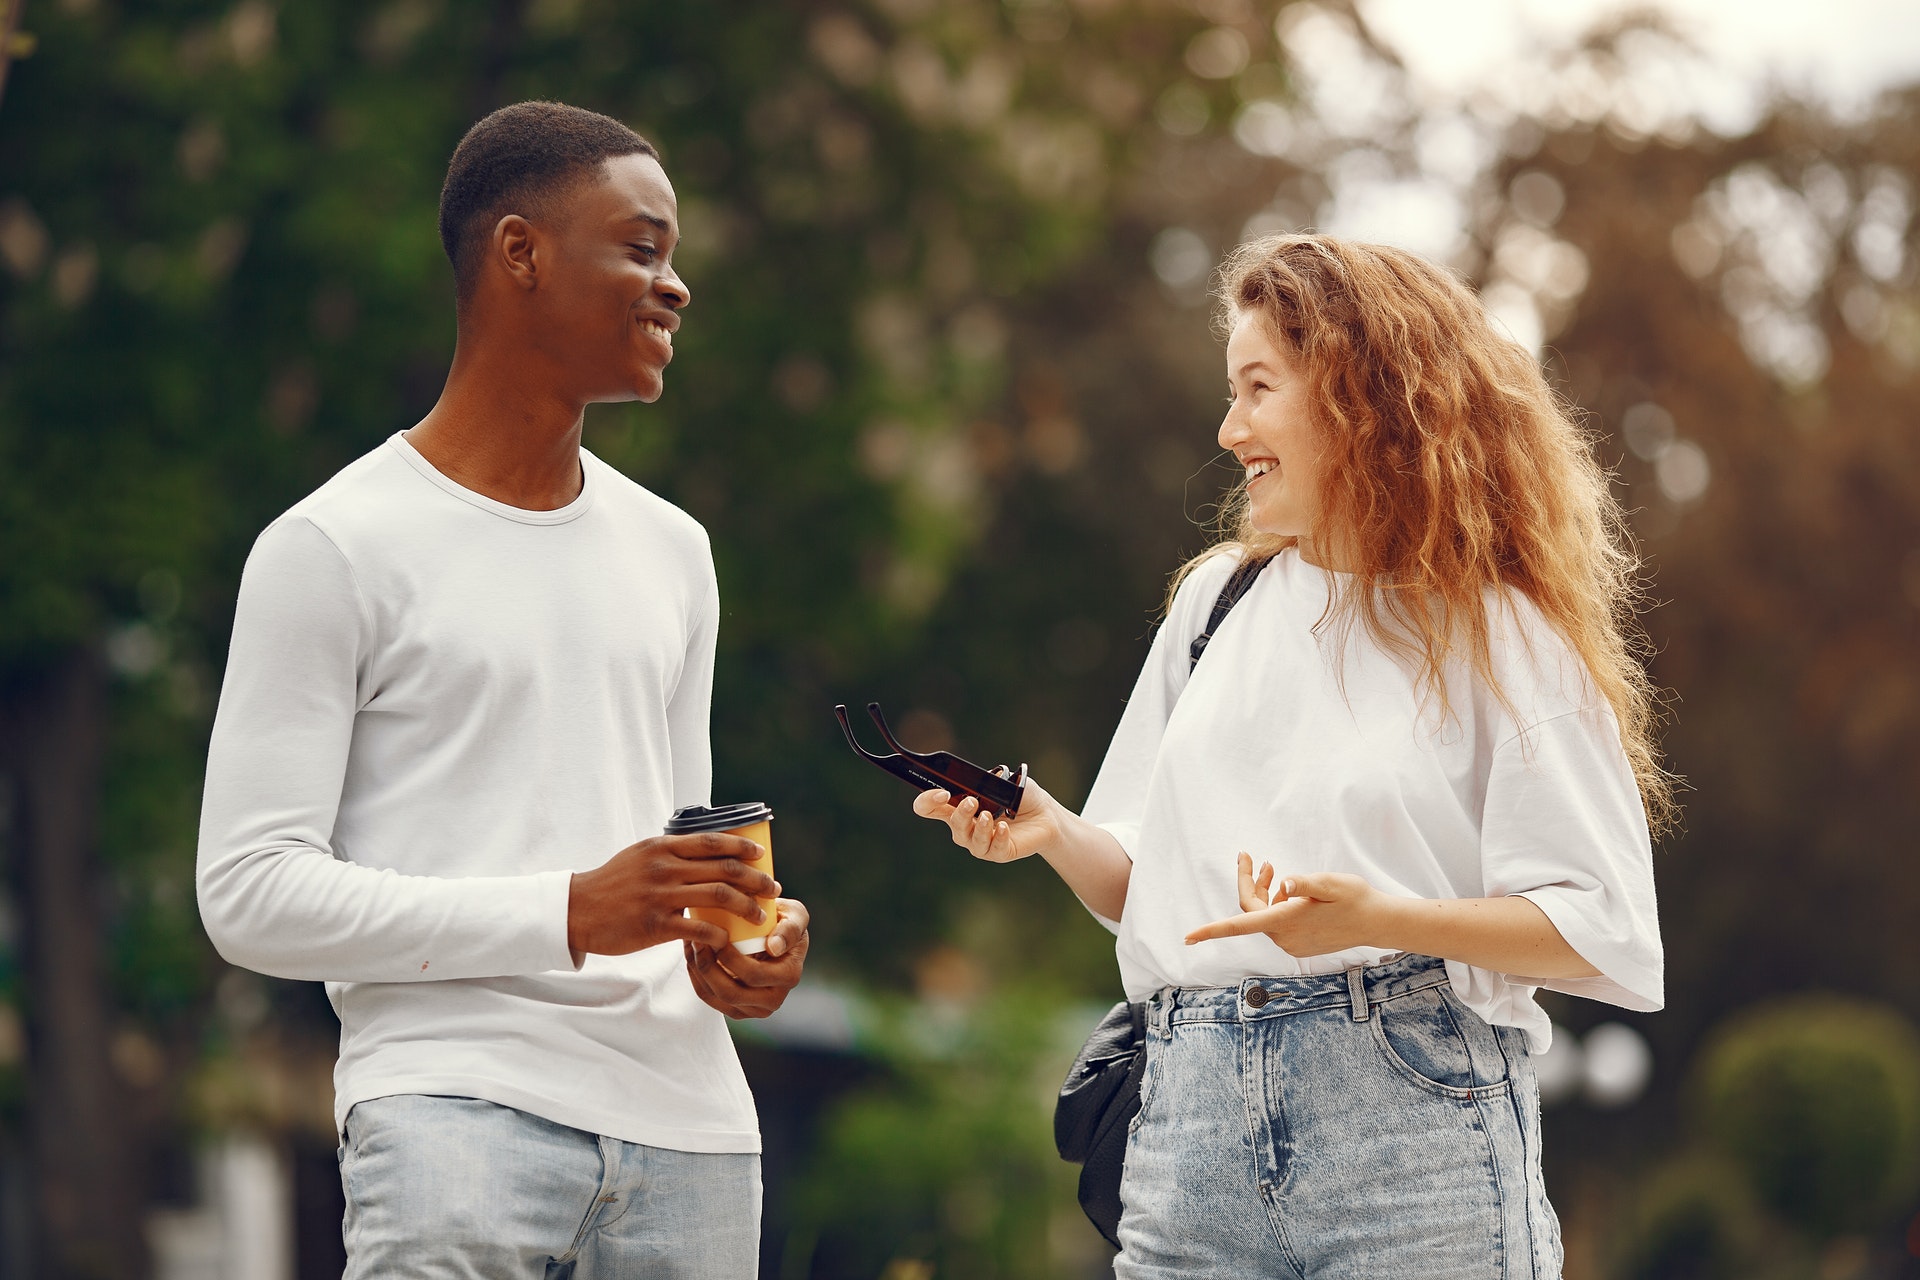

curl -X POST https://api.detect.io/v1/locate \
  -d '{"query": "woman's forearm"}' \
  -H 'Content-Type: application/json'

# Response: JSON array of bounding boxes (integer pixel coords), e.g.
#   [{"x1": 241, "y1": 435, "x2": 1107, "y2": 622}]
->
[
  {"x1": 1037, "y1": 807, "x2": 1132, "y2": 923},
  {"x1": 1371, "y1": 894, "x2": 1599, "y2": 981}
]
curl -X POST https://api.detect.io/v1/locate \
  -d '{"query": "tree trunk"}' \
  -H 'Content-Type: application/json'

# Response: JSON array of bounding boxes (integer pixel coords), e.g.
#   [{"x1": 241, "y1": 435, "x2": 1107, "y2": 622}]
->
[{"x1": 0, "y1": 647, "x2": 146, "y2": 1279}]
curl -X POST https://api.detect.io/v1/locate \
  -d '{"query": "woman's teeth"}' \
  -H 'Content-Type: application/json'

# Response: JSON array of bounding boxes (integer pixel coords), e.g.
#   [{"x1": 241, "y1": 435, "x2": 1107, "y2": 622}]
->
[
  {"x1": 639, "y1": 319, "x2": 672, "y2": 345},
  {"x1": 1245, "y1": 459, "x2": 1275, "y2": 481}
]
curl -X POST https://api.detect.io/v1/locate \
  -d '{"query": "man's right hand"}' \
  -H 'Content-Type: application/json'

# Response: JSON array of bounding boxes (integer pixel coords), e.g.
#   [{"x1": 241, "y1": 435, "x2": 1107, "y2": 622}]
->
[{"x1": 566, "y1": 834, "x2": 777, "y2": 963}]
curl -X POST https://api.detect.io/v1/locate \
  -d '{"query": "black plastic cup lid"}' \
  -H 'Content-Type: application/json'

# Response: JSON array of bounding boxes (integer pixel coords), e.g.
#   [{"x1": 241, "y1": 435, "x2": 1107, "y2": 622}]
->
[{"x1": 664, "y1": 802, "x2": 773, "y2": 834}]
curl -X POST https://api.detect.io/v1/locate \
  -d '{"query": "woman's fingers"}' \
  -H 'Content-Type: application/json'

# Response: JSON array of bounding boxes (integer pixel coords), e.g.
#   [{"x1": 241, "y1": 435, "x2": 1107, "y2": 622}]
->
[
  {"x1": 1184, "y1": 903, "x2": 1290, "y2": 944},
  {"x1": 1253, "y1": 862, "x2": 1275, "y2": 905},
  {"x1": 912, "y1": 789, "x2": 955, "y2": 819},
  {"x1": 1235, "y1": 852, "x2": 1265, "y2": 912}
]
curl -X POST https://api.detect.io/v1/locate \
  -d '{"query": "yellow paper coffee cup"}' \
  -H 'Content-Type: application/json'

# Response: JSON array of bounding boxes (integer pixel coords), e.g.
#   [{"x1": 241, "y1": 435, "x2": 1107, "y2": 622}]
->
[{"x1": 665, "y1": 802, "x2": 777, "y2": 954}]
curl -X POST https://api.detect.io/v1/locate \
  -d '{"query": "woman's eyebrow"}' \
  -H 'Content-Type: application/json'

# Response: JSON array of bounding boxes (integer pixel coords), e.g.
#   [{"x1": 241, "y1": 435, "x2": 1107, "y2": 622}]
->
[{"x1": 1233, "y1": 360, "x2": 1279, "y2": 379}]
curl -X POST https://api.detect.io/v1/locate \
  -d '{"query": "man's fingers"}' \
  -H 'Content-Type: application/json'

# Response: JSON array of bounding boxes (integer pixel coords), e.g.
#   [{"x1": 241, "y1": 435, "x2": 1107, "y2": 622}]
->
[
  {"x1": 689, "y1": 945, "x2": 787, "y2": 1014},
  {"x1": 669, "y1": 881, "x2": 766, "y2": 922},
  {"x1": 670, "y1": 856, "x2": 776, "y2": 900},
  {"x1": 764, "y1": 898, "x2": 810, "y2": 958},
  {"x1": 665, "y1": 914, "x2": 733, "y2": 951},
  {"x1": 666, "y1": 832, "x2": 770, "y2": 862}
]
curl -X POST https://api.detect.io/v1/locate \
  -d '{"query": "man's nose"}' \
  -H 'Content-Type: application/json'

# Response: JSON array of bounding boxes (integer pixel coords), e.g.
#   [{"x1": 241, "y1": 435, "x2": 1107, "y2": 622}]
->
[{"x1": 656, "y1": 266, "x2": 690, "y2": 311}]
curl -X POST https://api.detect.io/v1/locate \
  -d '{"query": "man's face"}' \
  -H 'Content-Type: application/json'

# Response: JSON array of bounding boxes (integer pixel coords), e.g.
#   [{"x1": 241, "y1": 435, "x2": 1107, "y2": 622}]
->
[{"x1": 533, "y1": 152, "x2": 689, "y2": 405}]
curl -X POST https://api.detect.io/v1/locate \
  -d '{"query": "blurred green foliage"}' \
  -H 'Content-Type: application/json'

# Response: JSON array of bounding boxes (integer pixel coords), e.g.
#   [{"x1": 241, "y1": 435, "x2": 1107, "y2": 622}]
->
[
  {"x1": 1614, "y1": 996, "x2": 1920, "y2": 1279},
  {"x1": 790, "y1": 980, "x2": 1094, "y2": 1279},
  {"x1": 1696, "y1": 997, "x2": 1920, "y2": 1238}
]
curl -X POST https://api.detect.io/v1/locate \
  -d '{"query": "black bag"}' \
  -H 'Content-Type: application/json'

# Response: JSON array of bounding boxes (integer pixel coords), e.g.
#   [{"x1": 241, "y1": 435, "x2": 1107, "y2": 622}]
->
[
  {"x1": 1052, "y1": 551, "x2": 1273, "y2": 1248},
  {"x1": 1054, "y1": 1000, "x2": 1146, "y2": 1248}
]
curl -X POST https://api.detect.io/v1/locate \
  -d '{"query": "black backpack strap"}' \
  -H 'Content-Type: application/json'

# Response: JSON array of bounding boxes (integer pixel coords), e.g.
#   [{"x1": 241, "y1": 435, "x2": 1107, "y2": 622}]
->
[{"x1": 1188, "y1": 552, "x2": 1273, "y2": 672}]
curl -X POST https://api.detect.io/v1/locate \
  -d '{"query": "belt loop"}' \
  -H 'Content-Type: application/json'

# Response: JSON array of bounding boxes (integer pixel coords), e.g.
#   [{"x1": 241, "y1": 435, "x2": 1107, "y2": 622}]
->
[{"x1": 1347, "y1": 967, "x2": 1370, "y2": 1022}]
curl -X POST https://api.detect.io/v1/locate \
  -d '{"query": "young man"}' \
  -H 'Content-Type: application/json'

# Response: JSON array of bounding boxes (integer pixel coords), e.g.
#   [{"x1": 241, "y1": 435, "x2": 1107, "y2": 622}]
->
[{"x1": 196, "y1": 101, "x2": 807, "y2": 1278}]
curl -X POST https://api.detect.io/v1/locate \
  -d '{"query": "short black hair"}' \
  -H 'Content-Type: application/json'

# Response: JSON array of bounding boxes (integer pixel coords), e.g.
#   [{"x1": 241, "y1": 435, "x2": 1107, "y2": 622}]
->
[{"x1": 437, "y1": 101, "x2": 658, "y2": 297}]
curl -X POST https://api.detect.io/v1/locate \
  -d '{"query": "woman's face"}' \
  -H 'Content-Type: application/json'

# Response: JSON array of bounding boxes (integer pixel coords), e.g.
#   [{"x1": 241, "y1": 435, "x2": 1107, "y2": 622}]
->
[{"x1": 1218, "y1": 313, "x2": 1323, "y2": 541}]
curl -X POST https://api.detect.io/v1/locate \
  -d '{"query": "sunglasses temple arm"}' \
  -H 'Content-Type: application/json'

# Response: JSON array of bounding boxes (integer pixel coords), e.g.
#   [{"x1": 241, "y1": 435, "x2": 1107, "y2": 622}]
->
[
  {"x1": 864, "y1": 702, "x2": 922, "y2": 762},
  {"x1": 834, "y1": 705, "x2": 890, "y2": 765}
]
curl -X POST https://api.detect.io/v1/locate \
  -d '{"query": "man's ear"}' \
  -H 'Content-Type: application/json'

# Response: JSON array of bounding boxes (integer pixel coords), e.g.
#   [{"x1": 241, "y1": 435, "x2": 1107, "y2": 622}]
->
[{"x1": 492, "y1": 214, "x2": 539, "y2": 292}]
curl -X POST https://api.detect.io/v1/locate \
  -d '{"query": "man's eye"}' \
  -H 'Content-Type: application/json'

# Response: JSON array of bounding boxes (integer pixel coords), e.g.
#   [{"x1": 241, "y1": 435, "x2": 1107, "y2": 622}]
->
[{"x1": 630, "y1": 244, "x2": 657, "y2": 261}]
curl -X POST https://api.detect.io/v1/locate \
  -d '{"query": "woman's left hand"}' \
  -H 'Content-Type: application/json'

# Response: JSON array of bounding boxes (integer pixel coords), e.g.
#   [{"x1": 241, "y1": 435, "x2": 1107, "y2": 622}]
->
[{"x1": 1184, "y1": 854, "x2": 1385, "y2": 956}]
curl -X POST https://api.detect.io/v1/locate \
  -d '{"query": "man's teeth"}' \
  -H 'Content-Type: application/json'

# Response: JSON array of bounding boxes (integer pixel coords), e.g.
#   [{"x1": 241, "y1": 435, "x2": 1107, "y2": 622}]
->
[
  {"x1": 640, "y1": 319, "x2": 672, "y2": 344},
  {"x1": 1245, "y1": 459, "x2": 1275, "y2": 480}
]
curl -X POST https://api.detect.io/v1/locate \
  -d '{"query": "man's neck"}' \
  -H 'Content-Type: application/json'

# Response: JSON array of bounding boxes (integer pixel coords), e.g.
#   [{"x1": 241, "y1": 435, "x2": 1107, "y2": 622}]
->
[{"x1": 405, "y1": 335, "x2": 588, "y2": 512}]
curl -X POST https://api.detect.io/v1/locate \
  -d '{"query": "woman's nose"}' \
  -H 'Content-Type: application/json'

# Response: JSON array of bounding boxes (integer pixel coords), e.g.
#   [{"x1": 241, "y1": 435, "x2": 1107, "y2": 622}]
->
[{"x1": 1217, "y1": 405, "x2": 1249, "y2": 452}]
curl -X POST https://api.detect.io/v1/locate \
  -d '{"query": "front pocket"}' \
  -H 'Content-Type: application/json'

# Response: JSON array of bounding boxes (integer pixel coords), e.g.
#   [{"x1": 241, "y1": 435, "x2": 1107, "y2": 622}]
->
[
  {"x1": 1370, "y1": 986, "x2": 1512, "y2": 1100},
  {"x1": 1126, "y1": 1031, "x2": 1166, "y2": 1137}
]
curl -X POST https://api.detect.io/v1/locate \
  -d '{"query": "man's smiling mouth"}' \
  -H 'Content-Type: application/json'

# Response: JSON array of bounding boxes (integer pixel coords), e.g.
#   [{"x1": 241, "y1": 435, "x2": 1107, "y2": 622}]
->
[{"x1": 638, "y1": 318, "x2": 672, "y2": 347}]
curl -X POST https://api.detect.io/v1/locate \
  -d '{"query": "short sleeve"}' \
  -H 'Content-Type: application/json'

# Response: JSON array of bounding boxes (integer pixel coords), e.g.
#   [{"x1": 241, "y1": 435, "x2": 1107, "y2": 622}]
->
[
  {"x1": 1482, "y1": 707, "x2": 1664, "y2": 1011},
  {"x1": 1080, "y1": 552, "x2": 1242, "y2": 933}
]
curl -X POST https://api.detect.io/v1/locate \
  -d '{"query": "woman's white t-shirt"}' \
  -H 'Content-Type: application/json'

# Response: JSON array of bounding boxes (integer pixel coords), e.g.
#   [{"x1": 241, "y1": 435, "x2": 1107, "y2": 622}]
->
[{"x1": 1080, "y1": 548, "x2": 1662, "y2": 1051}]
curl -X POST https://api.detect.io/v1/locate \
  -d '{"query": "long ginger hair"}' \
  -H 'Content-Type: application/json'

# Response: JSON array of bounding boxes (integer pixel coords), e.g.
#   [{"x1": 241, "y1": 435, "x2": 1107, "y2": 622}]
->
[{"x1": 1179, "y1": 234, "x2": 1675, "y2": 832}]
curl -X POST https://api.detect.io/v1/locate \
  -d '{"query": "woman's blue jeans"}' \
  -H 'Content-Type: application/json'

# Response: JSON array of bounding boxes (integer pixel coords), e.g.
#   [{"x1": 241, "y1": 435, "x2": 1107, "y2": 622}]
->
[{"x1": 1116, "y1": 954, "x2": 1563, "y2": 1279}]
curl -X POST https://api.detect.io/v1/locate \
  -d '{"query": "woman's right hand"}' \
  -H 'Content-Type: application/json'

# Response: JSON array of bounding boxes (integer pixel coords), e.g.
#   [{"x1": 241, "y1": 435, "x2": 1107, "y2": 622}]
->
[{"x1": 913, "y1": 775, "x2": 1060, "y2": 864}]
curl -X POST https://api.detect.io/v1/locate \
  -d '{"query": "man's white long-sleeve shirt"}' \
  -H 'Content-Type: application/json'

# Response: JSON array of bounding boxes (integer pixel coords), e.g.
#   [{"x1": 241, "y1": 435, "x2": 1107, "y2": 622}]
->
[{"x1": 196, "y1": 433, "x2": 759, "y2": 1152}]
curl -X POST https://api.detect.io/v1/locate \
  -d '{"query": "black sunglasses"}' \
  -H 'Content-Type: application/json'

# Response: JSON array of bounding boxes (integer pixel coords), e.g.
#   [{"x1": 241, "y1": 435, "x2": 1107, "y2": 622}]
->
[{"x1": 833, "y1": 702, "x2": 1028, "y2": 820}]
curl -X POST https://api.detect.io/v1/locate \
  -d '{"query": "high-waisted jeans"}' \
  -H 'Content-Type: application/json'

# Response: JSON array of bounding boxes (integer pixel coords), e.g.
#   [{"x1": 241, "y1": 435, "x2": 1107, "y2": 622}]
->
[{"x1": 1115, "y1": 954, "x2": 1563, "y2": 1280}]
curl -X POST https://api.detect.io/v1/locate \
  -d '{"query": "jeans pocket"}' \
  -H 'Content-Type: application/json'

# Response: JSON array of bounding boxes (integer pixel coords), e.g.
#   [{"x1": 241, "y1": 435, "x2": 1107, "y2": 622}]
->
[
  {"x1": 1127, "y1": 1031, "x2": 1166, "y2": 1138},
  {"x1": 1370, "y1": 986, "x2": 1511, "y2": 1099}
]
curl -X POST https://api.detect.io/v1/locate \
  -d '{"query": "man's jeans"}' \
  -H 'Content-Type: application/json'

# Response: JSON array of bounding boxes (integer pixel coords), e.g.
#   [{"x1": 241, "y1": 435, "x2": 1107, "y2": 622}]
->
[
  {"x1": 339, "y1": 1094, "x2": 761, "y2": 1279},
  {"x1": 1115, "y1": 955, "x2": 1564, "y2": 1279}
]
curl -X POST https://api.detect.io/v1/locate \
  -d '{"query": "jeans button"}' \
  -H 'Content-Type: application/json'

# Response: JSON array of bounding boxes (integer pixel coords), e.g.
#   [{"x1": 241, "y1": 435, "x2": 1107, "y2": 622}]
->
[{"x1": 1244, "y1": 986, "x2": 1269, "y2": 1008}]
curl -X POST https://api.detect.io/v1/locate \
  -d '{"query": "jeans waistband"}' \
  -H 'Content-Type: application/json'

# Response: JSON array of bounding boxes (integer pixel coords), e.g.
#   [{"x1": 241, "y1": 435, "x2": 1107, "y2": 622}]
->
[{"x1": 1145, "y1": 953, "x2": 1450, "y2": 1029}]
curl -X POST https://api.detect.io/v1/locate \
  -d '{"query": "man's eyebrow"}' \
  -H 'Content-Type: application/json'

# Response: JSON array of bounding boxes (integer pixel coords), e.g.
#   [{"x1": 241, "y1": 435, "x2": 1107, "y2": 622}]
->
[{"x1": 624, "y1": 212, "x2": 675, "y2": 234}]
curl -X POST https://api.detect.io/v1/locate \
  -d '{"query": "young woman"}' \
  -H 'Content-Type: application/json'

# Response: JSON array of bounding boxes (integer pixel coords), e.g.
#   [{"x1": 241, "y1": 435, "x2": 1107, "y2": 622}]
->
[{"x1": 913, "y1": 234, "x2": 1667, "y2": 1277}]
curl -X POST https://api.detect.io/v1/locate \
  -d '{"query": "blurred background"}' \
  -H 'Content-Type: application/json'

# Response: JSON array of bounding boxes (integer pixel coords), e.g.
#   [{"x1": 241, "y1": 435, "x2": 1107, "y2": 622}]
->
[{"x1": 3, "y1": 0, "x2": 1920, "y2": 1276}]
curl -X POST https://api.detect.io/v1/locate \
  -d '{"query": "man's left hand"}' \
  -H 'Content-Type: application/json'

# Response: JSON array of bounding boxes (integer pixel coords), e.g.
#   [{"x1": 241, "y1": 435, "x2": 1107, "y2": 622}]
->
[{"x1": 684, "y1": 897, "x2": 810, "y2": 1019}]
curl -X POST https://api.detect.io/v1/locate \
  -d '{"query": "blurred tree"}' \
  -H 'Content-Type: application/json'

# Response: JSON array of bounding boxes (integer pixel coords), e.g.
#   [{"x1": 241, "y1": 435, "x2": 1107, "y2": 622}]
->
[
  {"x1": 1695, "y1": 996, "x2": 1920, "y2": 1239},
  {"x1": 788, "y1": 978, "x2": 1092, "y2": 1279},
  {"x1": 1612, "y1": 1155, "x2": 1788, "y2": 1280},
  {"x1": 1474, "y1": 75, "x2": 1920, "y2": 1142}
]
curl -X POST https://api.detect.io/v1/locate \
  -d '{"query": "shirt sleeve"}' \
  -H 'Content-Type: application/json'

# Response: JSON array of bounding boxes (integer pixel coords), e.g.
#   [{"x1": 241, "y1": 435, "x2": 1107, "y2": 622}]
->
[
  {"x1": 195, "y1": 516, "x2": 578, "y2": 983},
  {"x1": 1080, "y1": 553, "x2": 1240, "y2": 932},
  {"x1": 666, "y1": 544, "x2": 719, "y2": 812},
  {"x1": 1482, "y1": 706, "x2": 1664, "y2": 1011}
]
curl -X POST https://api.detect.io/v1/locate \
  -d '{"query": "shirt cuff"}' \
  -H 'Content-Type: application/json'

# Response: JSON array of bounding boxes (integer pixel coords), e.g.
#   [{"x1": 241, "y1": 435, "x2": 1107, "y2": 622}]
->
[
  {"x1": 533, "y1": 868, "x2": 583, "y2": 973},
  {"x1": 1516, "y1": 887, "x2": 1663, "y2": 1012}
]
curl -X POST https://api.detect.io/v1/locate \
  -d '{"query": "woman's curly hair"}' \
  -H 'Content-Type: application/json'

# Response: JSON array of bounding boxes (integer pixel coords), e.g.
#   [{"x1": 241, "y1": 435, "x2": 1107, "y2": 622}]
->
[{"x1": 1181, "y1": 233, "x2": 1676, "y2": 834}]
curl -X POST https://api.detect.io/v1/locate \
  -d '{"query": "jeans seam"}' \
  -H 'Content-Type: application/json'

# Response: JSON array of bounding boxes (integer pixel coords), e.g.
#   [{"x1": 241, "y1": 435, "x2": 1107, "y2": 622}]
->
[
  {"x1": 1242, "y1": 1021, "x2": 1306, "y2": 1275},
  {"x1": 1495, "y1": 1030, "x2": 1555, "y2": 1280},
  {"x1": 1472, "y1": 1090, "x2": 1510, "y2": 1280},
  {"x1": 554, "y1": 1138, "x2": 617, "y2": 1263}
]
